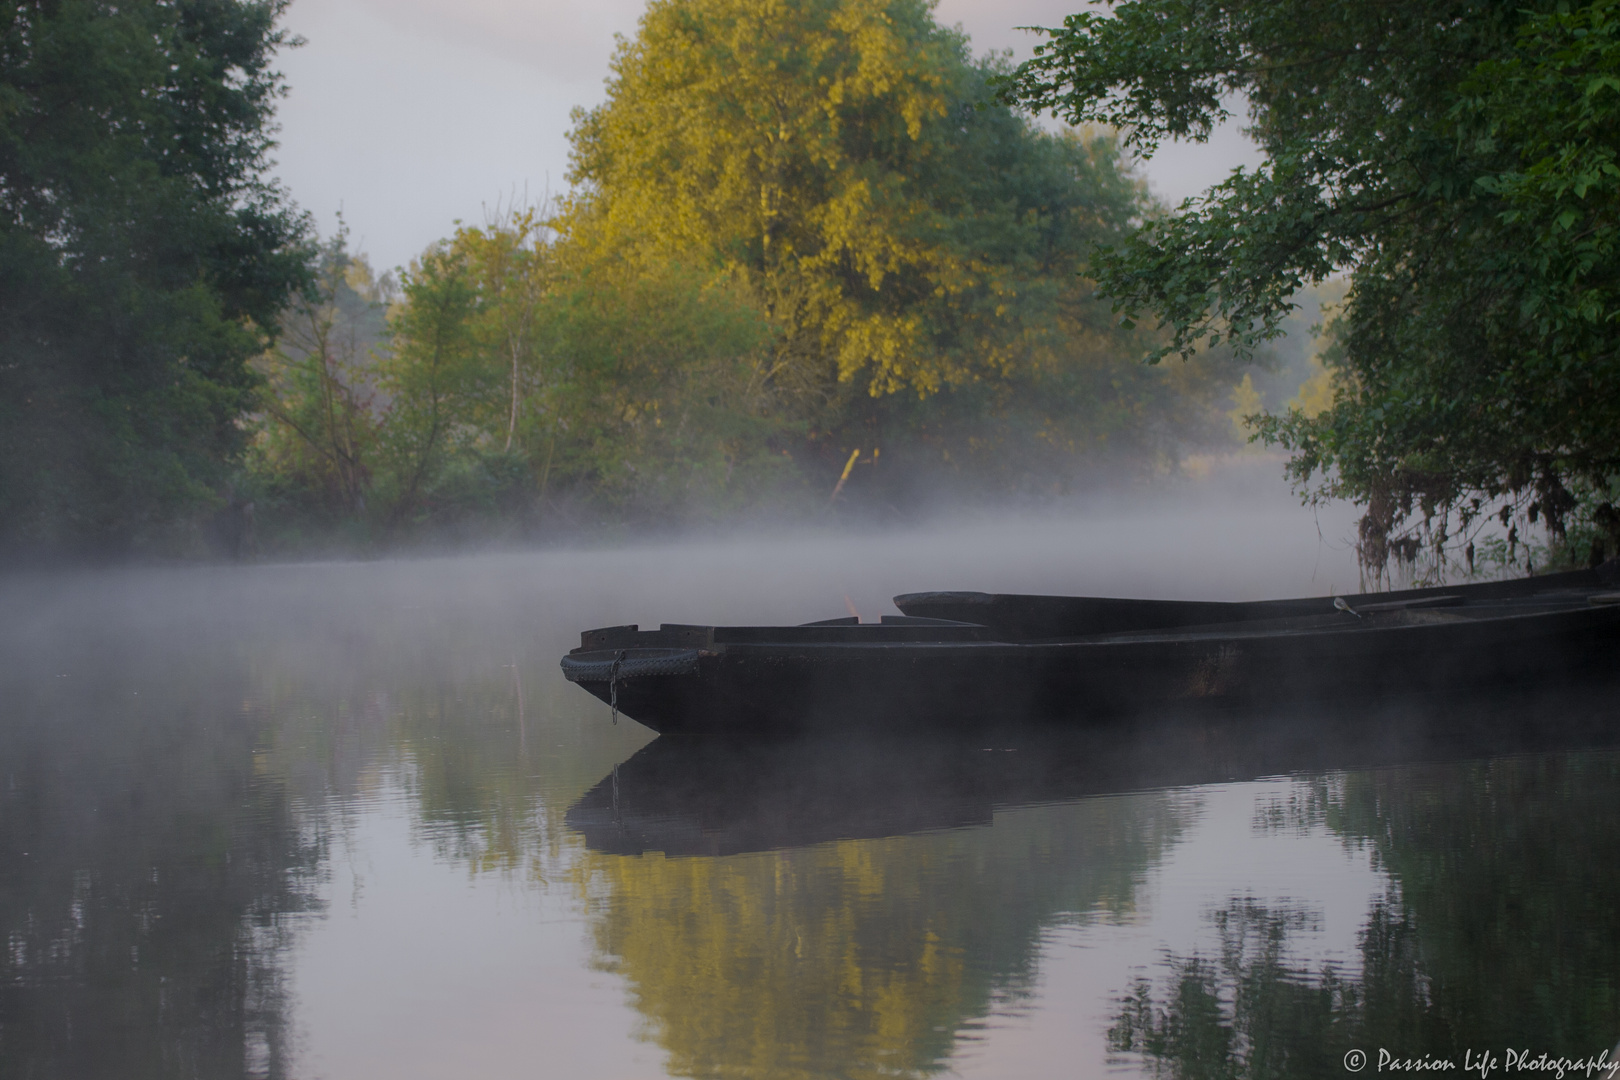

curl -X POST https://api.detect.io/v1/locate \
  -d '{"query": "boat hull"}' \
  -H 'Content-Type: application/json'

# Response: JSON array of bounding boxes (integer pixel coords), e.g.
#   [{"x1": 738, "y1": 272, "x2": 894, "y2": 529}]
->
[{"x1": 566, "y1": 599, "x2": 1620, "y2": 735}]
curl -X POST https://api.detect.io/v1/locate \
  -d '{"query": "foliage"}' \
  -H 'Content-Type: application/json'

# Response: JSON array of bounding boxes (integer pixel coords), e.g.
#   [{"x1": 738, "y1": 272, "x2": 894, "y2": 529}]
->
[
  {"x1": 247, "y1": 212, "x2": 782, "y2": 546},
  {"x1": 0, "y1": 0, "x2": 310, "y2": 555},
  {"x1": 250, "y1": 226, "x2": 389, "y2": 536},
  {"x1": 998, "y1": 0, "x2": 1620, "y2": 578},
  {"x1": 366, "y1": 215, "x2": 779, "y2": 537},
  {"x1": 0, "y1": 0, "x2": 1270, "y2": 555},
  {"x1": 562, "y1": 0, "x2": 1236, "y2": 500},
  {"x1": 529, "y1": 260, "x2": 787, "y2": 521},
  {"x1": 240, "y1": 0, "x2": 1258, "y2": 548},
  {"x1": 567, "y1": 0, "x2": 992, "y2": 399},
  {"x1": 372, "y1": 236, "x2": 488, "y2": 527}
]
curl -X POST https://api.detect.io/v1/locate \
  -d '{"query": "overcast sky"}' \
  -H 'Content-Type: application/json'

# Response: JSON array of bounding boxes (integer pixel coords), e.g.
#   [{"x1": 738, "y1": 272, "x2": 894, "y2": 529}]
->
[{"x1": 271, "y1": 0, "x2": 1263, "y2": 272}]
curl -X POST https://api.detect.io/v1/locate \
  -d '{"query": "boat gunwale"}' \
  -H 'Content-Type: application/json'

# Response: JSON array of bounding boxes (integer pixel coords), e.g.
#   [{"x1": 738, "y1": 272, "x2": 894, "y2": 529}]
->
[{"x1": 561, "y1": 593, "x2": 1620, "y2": 668}]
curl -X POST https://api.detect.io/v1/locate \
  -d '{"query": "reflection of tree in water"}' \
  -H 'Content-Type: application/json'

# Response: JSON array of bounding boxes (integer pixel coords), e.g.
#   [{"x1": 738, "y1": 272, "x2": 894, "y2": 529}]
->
[
  {"x1": 0, "y1": 665, "x2": 325, "y2": 1080},
  {"x1": 0, "y1": 562, "x2": 651, "y2": 1079},
  {"x1": 386, "y1": 674, "x2": 584, "y2": 881},
  {"x1": 583, "y1": 793, "x2": 1195, "y2": 1080},
  {"x1": 1328, "y1": 753, "x2": 1620, "y2": 1047},
  {"x1": 1109, "y1": 898, "x2": 1433, "y2": 1079},
  {"x1": 242, "y1": 618, "x2": 638, "y2": 883},
  {"x1": 1111, "y1": 751, "x2": 1620, "y2": 1079},
  {"x1": 0, "y1": 573, "x2": 628, "y2": 1079}
]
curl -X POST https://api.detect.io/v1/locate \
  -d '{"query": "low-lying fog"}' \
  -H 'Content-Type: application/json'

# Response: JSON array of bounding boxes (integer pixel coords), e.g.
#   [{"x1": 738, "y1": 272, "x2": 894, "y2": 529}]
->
[{"x1": 6, "y1": 462, "x2": 1362, "y2": 662}]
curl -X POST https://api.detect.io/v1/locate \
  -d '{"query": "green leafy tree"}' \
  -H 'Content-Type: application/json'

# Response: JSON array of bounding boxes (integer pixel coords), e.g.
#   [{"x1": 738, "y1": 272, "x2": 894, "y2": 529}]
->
[
  {"x1": 453, "y1": 208, "x2": 553, "y2": 456},
  {"x1": 369, "y1": 217, "x2": 776, "y2": 533},
  {"x1": 0, "y1": 0, "x2": 310, "y2": 554},
  {"x1": 375, "y1": 242, "x2": 486, "y2": 527},
  {"x1": 252, "y1": 228, "x2": 389, "y2": 527},
  {"x1": 999, "y1": 0, "x2": 1620, "y2": 574},
  {"x1": 534, "y1": 261, "x2": 783, "y2": 520}
]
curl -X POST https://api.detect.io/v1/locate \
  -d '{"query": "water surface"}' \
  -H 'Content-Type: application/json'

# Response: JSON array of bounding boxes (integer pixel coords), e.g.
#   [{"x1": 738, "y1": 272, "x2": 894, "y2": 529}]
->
[{"x1": 5, "y1": 500, "x2": 1619, "y2": 1079}]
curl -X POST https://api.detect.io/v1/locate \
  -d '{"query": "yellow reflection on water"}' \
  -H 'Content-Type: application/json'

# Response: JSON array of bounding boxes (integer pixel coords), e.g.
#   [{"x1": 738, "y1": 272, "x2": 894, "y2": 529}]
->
[{"x1": 581, "y1": 794, "x2": 1193, "y2": 1079}]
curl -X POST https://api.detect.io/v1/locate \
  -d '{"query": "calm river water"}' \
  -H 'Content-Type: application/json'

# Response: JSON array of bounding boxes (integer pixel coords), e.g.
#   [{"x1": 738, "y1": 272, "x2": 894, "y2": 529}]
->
[{"x1": 4, "y1": 497, "x2": 1619, "y2": 1079}]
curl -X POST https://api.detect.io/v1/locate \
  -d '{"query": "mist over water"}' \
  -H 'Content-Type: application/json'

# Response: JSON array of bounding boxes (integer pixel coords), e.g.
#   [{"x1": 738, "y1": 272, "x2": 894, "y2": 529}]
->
[{"x1": 4, "y1": 474, "x2": 1618, "y2": 1079}]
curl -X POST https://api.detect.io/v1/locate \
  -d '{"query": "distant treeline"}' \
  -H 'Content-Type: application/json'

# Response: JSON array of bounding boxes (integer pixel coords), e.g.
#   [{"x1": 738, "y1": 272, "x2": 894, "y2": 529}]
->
[
  {"x1": 243, "y1": 1, "x2": 1270, "y2": 554},
  {"x1": 0, "y1": 0, "x2": 1277, "y2": 559}
]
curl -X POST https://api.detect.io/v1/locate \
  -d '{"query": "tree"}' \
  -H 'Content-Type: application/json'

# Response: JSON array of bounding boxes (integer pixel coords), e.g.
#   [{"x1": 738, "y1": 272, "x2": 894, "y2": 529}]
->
[
  {"x1": 361, "y1": 211, "x2": 776, "y2": 533},
  {"x1": 999, "y1": 0, "x2": 1620, "y2": 575},
  {"x1": 0, "y1": 0, "x2": 309, "y2": 554},
  {"x1": 563, "y1": 0, "x2": 1229, "y2": 495},
  {"x1": 533, "y1": 260, "x2": 783, "y2": 520},
  {"x1": 252, "y1": 227, "x2": 388, "y2": 524},
  {"x1": 453, "y1": 208, "x2": 553, "y2": 455},
  {"x1": 564, "y1": 0, "x2": 979, "y2": 400},
  {"x1": 375, "y1": 241, "x2": 485, "y2": 527}
]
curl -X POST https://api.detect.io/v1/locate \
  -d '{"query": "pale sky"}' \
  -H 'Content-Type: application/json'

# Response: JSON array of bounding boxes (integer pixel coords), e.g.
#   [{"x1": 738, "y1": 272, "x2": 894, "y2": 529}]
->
[{"x1": 271, "y1": 0, "x2": 1263, "y2": 272}]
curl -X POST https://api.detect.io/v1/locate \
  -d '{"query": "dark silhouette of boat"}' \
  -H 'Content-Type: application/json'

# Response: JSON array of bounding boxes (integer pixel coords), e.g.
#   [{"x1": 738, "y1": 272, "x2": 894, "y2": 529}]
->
[
  {"x1": 566, "y1": 684, "x2": 1620, "y2": 856},
  {"x1": 560, "y1": 563, "x2": 1620, "y2": 735}
]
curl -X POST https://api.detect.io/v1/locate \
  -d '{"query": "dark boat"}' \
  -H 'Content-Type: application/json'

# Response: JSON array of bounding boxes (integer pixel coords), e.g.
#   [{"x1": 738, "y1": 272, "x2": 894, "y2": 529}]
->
[{"x1": 560, "y1": 562, "x2": 1620, "y2": 735}]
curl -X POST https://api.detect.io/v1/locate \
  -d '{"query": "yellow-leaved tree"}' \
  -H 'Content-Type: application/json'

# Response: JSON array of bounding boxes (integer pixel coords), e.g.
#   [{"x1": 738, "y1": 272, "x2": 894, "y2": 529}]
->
[
  {"x1": 567, "y1": 0, "x2": 973, "y2": 398},
  {"x1": 563, "y1": 0, "x2": 1239, "y2": 496}
]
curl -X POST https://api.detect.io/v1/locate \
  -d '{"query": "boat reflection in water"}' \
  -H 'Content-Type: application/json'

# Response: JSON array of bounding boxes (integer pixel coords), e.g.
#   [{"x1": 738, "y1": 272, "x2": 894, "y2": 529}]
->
[
  {"x1": 568, "y1": 683, "x2": 1620, "y2": 1080},
  {"x1": 568, "y1": 682, "x2": 1620, "y2": 858}
]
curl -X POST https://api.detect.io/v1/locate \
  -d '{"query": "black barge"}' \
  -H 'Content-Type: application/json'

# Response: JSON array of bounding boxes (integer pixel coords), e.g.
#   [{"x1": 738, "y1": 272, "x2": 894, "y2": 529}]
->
[{"x1": 560, "y1": 563, "x2": 1620, "y2": 735}]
